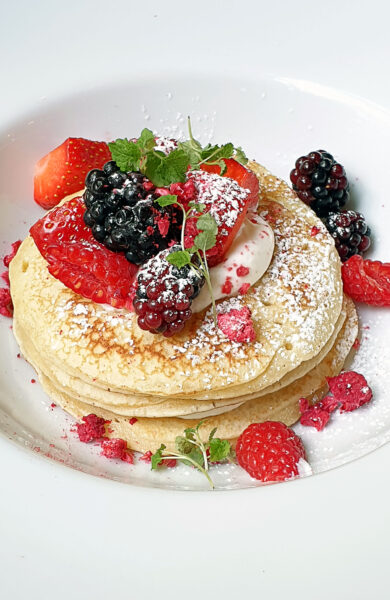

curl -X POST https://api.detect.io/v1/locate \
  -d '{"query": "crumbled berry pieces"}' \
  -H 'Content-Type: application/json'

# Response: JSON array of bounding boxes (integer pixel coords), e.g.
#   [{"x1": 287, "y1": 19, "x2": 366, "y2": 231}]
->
[
  {"x1": 236, "y1": 265, "x2": 250, "y2": 277},
  {"x1": 342, "y1": 255, "x2": 390, "y2": 306},
  {"x1": 0, "y1": 288, "x2": 13, "y2": 317},
  {"x1": 100, "y1": 438, "x2": 133, "y2": 463},
  {"x1": 221, "y1": 277, "x2": 233, "y2": 295},
  {"x1": 310, "y1": 226, "x2": 320, "y2": 237},
  {"x1": 236, "y1": 421, "x2": 306, "y2": 482},
  {"x1": 290, "y1": 150, "x2": 350, "y2": 217},
  {"x1": 3, "y1": 240, "x2": 22, "y2": 268},
  {"x1": 217, "y1": 306, "x2": 256, "y2": 343},
  {"x1": 1, "y1": 271, "x2": 10, "y2": 286},
  {"x1": 238, "y1": 282, "x2": 251, "y2": 295},
  {"x1": 129, "y1": 417, "x2": 138, "y2": 425},
  {"x1": 299, "y1": 396, "x2": 338, "y2": 431},
  {"x1": 76, "y1": 414, "x2": 107, "y2": 443},
  {"x1": 327, "y1": 371, "x2": 373, "y2": 412},
  {"x1": 139, "y1": 450, "x2": 152, "y2": 462}
]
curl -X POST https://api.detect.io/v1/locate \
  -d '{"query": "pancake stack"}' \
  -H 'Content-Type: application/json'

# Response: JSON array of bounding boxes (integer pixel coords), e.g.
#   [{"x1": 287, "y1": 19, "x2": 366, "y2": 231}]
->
[{"x1": 9, "y1": 162, "x2": 357, "y2": 452}]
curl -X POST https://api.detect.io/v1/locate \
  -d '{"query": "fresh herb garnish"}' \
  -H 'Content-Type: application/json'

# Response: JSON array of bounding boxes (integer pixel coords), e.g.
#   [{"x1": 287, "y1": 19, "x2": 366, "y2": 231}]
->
[
  {"x1": 151, "y1": 422, "x2": 234, "y2": 489},
  {"x1": 108, "y1": 118, "x2": 249, "y2": 187}
]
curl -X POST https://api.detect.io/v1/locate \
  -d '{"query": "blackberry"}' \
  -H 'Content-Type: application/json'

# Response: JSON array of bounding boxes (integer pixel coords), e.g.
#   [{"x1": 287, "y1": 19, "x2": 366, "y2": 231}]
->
[
  {"x1": 133, "y1": 246, "x2": 205, "y2": 337},
  {"x1": 83, "y1": 162, "x2": 182, "y2": 265},
  {"x1": 290, "y1": 150, "x2": 350, "y2": 217},
  {"x1": 324, "y1": 210, "x2": 371, "y2": 262}
]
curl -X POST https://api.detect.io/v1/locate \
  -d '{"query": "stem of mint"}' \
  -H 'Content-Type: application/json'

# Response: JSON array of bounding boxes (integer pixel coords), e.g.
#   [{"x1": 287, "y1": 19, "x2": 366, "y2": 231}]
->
[{"x1": 197, "y1": 250, "x2": 217, "y2": 326}]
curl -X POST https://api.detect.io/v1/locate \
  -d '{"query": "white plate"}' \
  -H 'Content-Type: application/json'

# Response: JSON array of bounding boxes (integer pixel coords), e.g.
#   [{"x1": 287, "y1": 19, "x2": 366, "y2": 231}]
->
[
  {"x1": 1, "y1": 1, "x2": 390, "y2": 597},
  {"x1": 1, "y1": 75, "x2": 390, "y2": 491}
]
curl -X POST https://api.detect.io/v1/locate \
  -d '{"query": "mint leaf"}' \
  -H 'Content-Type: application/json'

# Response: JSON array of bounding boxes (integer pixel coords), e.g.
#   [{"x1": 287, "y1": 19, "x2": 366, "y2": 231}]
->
[
  {"x1": 151, "y1": 444, "x2": 166, "y2": 470},
  {"x1": 175, "y1": 435, "x2": 204, "y2": 469},
  {"x1": 196, "y1": 213, "x2": 218, "y2": 235},
  {"x1": 188, "y1": 201, "x2": 206, "y2": 213},
  {"x1": 155, "y1": 194, "x2": 178, "y2": 208},
  {"x1": 194, "y1": 231, "x2": 217, "y2": 252},
  {"x1": 200, "y1": 142, "x2": 234, "y2": 163},
  {"x1": 144, "y1": 148, "x2": 188, "y2": 187},
  {"x1": 208, "y1": 427, "x2": 218, "y2": 443},
  {"x1": 166, "y1": 250, "x2": 192, "y2": 269},
  {"x1": 108, "y1": 138, "x2": 141, "y2": 171},
  {"x1": 234, "y1": 146, "x2": 248, "y2": 165},
  {"x1": 137, "y1": 128, "x2": 156, "y2": 151},
  {"x1": 178, "y1": 140, "x2": 202, "y2": 169},
  {"x1": 208, "y1": 438, "x2": 232, "y2": 463}
]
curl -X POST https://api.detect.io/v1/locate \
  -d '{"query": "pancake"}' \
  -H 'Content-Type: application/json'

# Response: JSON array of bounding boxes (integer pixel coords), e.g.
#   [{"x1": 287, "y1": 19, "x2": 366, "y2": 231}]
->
[
  {"x1": 17, "y1": 296, "x2": 357, "y2": 452},
  {"x1": 10, "y1": 162, "x2": 343, "y2": 403}
]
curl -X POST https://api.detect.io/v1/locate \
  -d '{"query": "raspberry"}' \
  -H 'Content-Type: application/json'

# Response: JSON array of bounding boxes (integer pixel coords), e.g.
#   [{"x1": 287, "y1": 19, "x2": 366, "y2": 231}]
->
[
  {"x1": 236, "y1": 421, "x2": 306, "y2": 482},
  {"x1": 341, "y1": 255, "x2": 390, "y2": 306},
  {"x1": 30, "y1": 196, "x2": 138, "y2": 309},
  {"x1": 327, "y1": 371, "x2": 373, "y2": 412},
  {"x1": 290, "y1": 150, "x2": 349, "y2": 217},
  {"x1": 324, "y1": 210, "x2": 371, "y2": 262},
  {"x1": 83, "y1": 164, "x2": 182, "y2": 265},
  {"x1": 299, "y1": 396, "x2": 338, "y2": 431},
  {"x1": 217, "y1": 306, "x2": 256, "y2": 343},
  {"x1": 76, "y1": 414, "x2": 107, "y2": 443},
  {"x1": 134, "y1": 245, "x2": 205, "y2": 337},
  {"x1": 101, "y1": 438, "x2": 133, "y2": 463},
  {"x1": 0, "y1": 288, "x2": 13, "y2": 317},
  {"x1": 139, "y1": 451, "x2": 152, "y2": 462},
  {"x1": 3, "y1": 240, "x2": 22, "y2": 267},
  {"x1": 129, "y1": 417, "x2": 138, "y2": 425}
]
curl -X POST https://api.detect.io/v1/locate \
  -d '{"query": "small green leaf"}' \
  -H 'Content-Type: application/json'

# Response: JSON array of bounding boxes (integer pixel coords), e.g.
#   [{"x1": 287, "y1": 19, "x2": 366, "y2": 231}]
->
[
  {"x1": 194, "y1": 230, "x2": 217, "y2": 252},
  {"x1": 151, "y1": 444, "x2": 166, "y2": 470},
  {"x1": 208, "y1": 438, "x2": 232, "y2": 463},
  {"x1": 200, "y1": 142, "x2": 234, "y2": 163},
  {"x1": 166, "y1": 250, "x2": 192, "y2": 269},
  {"x1": 155, "y1": 194, "x2": 178, "y2": 207},
  {"x1": 188, "y1": 201, "x2": 206, "y2": 213},
  {"x1": 108, "y1": 138, "x2": 141, "y2": 172},
  {"x1": 178, "y1": 140, "x2": 202, "y2": 169},
  {"x1": 208, "y1": 427, "x2": 217, "y2": 443},
  {"x1": 234, "y1": 146, "x2": 248, "y2": 165},
  {"x1": 175, "y1": 436, "x2": 193, "y2": 455},
  {"x1": 196, "y1": 213, "x2": 218, "y2": 235},
  {"x1": 137, "y1": 128, "x2": 156, "y2": 151}
]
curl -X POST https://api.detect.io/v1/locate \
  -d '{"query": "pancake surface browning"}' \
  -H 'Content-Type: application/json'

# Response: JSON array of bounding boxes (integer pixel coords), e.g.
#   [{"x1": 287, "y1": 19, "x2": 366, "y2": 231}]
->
[{"x1": 10, "y1": 162, "x2": 343, "y2": 407}]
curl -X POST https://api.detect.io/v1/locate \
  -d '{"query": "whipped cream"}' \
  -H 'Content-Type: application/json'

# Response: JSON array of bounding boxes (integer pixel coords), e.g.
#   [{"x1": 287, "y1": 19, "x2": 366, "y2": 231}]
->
[{"x1": 192, "y1": 212, "x2": 274, "y2": 313}]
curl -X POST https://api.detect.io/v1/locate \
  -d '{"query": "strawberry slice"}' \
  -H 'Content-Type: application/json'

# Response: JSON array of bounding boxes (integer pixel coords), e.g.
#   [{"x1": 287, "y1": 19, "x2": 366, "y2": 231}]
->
[
  {"x1": 183, "y1": 164, "x2": 257, "y2": 267},
  {"x1": 30, "y1": 196, "x2": 138, "y2": 309},
  {"x1": 201, "y1": 158, "x2": 259, "y2": 208},
  {"x1": 34, "y1": 137, "x2": 111, "y2": 209},
  {"x1": 341, "y1": 255, "x2": 390, "y2": 306}
]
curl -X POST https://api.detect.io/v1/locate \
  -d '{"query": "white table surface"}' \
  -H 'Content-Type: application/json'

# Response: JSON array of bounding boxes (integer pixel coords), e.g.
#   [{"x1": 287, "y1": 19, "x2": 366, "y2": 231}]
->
[{"x1": 1, "y1": 1, "x2": 389, "y2": 598}]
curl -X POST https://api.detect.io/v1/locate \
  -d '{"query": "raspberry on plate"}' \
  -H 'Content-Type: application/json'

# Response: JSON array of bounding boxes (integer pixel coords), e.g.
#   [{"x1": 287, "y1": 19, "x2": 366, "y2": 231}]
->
[
  {"x1": 327, "y1": 371, "x2": 373, "y2": 412},
  {"x1": 341, "y1": 255, "x2": 390, "y2": 306},
  {"x1": 30, "y1": 196, "x2": 138, "y2": 309},
  {"x1": 34, "y1": 138, "x2": 112, "y2": 209},
  {"x1": 235, "y1": 421, "x2": 306, "y2": 483},
  {"x1": 76, "y1": 414, "x2": 108, "y2": 443},
  {"x1": 290, "y1": 150, "x2": 350, "y2": 217}
]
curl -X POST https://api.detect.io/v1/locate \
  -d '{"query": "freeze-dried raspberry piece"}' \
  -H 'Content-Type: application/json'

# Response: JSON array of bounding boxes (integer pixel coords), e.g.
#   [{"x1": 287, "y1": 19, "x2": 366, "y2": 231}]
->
[
  {"x1": 139, "y1": 450, "x2": 152, "y2": 463},
  {"x1": 1, "y1": 271, "x2": 10, "y2": 286},
  {"x1": 341, "y1": 255, "x2": 390, "y2": 306},
  {"x1": 0, "y1": 288, "x2": 13, "y2": 317},
  {"x1": 217, "y1": 306, "x2": 256, "y2": 343},
  {"x1": 299, "y1": 396, "x2": 336, "y2": 431},
  {"x1": 101, "y1": 438, "x2": 134, "y2": 463},
  {"x1": 3, "y1": 240, "x2": 22, "y2": 268},
  {"x1": 76, "y1": 414, "x2": 107, "y2": 443},
  {"x1": 327, "y1": 371, "x2": 373, "y2": 412}
]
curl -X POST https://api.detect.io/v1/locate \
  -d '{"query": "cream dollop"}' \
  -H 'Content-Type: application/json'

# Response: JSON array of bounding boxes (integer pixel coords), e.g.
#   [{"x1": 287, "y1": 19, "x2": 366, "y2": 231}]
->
[{"x1": 192, "y1": 212, "x2": 274, "y2": 313}]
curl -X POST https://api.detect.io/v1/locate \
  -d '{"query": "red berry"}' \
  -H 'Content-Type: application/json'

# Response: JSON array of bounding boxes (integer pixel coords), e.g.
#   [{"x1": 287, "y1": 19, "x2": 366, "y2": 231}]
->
[
  {"x1": 217, "y1": 306, "x2": 256, "y2": 343},
  {"x1": 327, "y1": 371, "x2": 373, "y2": 412},
  {"x1": 34, "y1": 137, "x2": 111, "y2": 209},
  {"x1": 236, "y1": 422, "x2": 306, "y2": 482},
  {"x1": 101, "y1": 438, "x2": 133, "y2": 463},
  {"x1": 3, "y1": 240, "x2": 22, "y2": 268},
  {"x1": 30, "y1": 196, "x2": 138, "y2": 309},
  {"x1": 0, "y1": 288, "x2": 13, "y2": 317},
  {"x1": 341, "y1": 255, "x2": 390, "y2": 306},
  {"x1": 299, "y1": 396, "x2": 338, "y2": 431},
  {"x1": 76, "y1": 414, "x2": 107, "y2": 443}
]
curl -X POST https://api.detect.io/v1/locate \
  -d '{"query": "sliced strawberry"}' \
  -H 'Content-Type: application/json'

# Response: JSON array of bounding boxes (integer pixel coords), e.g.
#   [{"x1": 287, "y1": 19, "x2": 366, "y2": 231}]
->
[
  {"x1": 34, "y1": 137, "x2": 111, "y2": 209},
  {"x1": 201, "y1": 158, "x2": 259, "y2": 208},
  {"x1": 341, "y1": 255, "x2": 390, "y2": 306},
  {"x1": 183, "y1": 167, "x2": 256, "y2": 267},
  {"x1": 30, "y1": 196, "x2": 138, "y2": 309}
]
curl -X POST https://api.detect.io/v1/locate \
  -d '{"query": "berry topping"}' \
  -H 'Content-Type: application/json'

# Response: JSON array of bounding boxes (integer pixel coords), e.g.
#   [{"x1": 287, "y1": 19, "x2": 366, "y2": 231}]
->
[
  {"x1": 100, "y1": 438, "x2": 134, "y2": 463},
  {"x1": 290, "y1": 150, "x2": 350, "y2": 217},
  {"x1": 0, "y1": 288, "x2": 13, "y2": 317},
  {"x1": 184, "y1": 170, "x2": 254, "y2": 266},
  {"x1": 341, "y1": 255, "x2": 390, "y2": 306},
  {"x1": 236, "y1": 422, "x2": 306, "y2": 483},
  {"x1": 83, "y1": 163, "x2": 182, "y2": 265},
  {"x1": 324, "y1": 210, "x2": 371, "y2": 262},
  {"x1": 299, "y1": 396, "x2": 339, "y2": 431},
  {"x1": 201, "y1": 158, "x2": 259, "y2": 208},
  {"x1": 217, "y1": 306, "x2": 256, "y2": 343},
  {"x1": 327, "y1": 371, "x2": 373, "y2": 412},
  {"x1": 134, "y1": 245, "x2": 205, "y2": 337},
  {"x1": 3, "y1": 240, "x2": 22, "y2": 267},
  {"x1": 34, "y1": 138, "x2": 111, "y2": 209},
  {"x1": 30, "y1": 196, "x2": 138, "y2": 309},
  {"x1": 75, "y1": 414, "x2": 108, "y2": 443}
]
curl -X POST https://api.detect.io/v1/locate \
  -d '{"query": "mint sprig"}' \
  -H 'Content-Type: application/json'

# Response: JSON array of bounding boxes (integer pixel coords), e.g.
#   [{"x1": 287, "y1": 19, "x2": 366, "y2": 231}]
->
[{"x1": 150, "y1": 422, "x2": 233, "y2": 489}]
